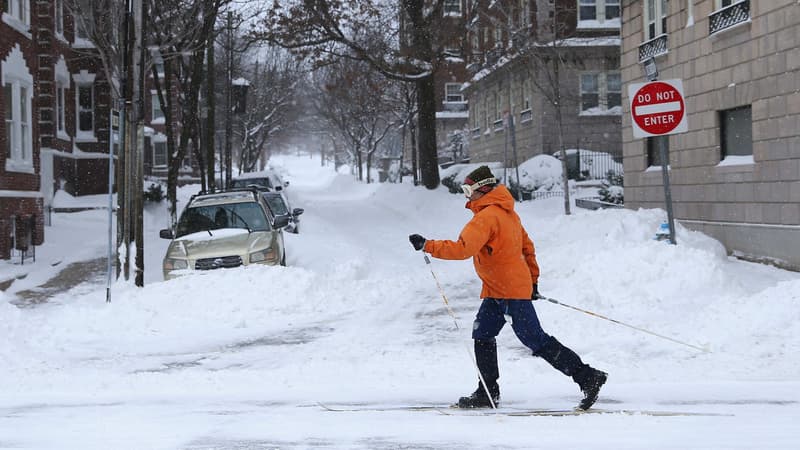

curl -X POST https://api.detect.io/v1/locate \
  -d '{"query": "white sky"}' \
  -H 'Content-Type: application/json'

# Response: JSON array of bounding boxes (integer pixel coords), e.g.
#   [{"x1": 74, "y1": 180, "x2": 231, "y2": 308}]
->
[{"x1": 1, "y1": 154, "x2": 799, "y2": 449}]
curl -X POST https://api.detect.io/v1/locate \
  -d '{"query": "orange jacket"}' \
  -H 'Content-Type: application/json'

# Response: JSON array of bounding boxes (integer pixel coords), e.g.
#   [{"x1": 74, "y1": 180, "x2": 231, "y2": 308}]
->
[{"x1": 423, "y1": 185, "x2": 540, "y2": 299}]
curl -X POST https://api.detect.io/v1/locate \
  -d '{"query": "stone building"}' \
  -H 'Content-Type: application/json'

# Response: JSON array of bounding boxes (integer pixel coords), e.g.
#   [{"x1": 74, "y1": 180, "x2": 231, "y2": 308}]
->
[
  {"x1": 463, "y1": 0, "x2": 622, "y2": 170},
  {"x1": 621, "y1": 0, "x2": 800, "y2": 270}
]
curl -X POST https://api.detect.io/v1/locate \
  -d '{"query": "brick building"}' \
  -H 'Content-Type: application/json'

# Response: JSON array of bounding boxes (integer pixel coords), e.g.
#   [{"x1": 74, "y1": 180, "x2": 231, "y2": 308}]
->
[
  {"x1": 1, "y1": 0, "x2": 45, "y2": 260},
  {"x1": 621, "y1": 0, "x2": 800, "y2": 270}
]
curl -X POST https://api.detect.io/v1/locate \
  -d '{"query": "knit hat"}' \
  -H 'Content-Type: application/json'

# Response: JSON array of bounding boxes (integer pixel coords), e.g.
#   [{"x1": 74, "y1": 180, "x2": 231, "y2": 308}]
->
[{"x1": 463, "y1": 166, "x2": 497, "y2": 194}]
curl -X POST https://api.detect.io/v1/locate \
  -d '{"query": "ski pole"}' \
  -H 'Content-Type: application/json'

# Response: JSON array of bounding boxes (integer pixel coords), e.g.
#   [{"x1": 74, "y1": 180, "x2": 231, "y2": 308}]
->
[
  {"x1": 424, "y1": 254, "x2": 497, "y2": 409},
  {"x1": 539, "y1": 295, "x2": 710, "y2": 353}
]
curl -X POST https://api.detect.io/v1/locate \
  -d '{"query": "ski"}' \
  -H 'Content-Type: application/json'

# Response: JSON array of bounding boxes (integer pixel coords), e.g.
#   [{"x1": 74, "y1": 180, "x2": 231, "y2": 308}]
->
[{"x1": 316, "y1": 402, "x2": 731, "y2": 417}]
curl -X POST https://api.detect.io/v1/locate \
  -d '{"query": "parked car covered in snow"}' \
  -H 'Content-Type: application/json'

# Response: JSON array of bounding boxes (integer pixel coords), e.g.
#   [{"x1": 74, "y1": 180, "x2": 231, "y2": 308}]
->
[{"x1": 159, "y1": 190, "x2": 289, "y2": 280}]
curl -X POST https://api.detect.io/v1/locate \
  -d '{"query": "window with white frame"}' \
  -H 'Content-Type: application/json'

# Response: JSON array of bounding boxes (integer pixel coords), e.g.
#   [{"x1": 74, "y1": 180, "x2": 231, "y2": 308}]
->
[
  {"x1": 4, "y1": 0, "x2": 30, "y2": 25},
  {"x1": 55, "y1": 81, "x2": 67, "y2": 136},
  {"x1": 644, "y1": 0, "x2": 668, "y2": 40},
  {"x1": 580, "y1": 72, "x2": 621, "y2": 114},
  {"x1": 76, "y1": 83, "x2": 94, "y2": 137},
  {"x1": 519, "y1": 0, "x2": 530, "y2": 27},
  {"x1": 55, "y1": 0, "x2": 64, "y2": 36},
  {"x1": 54, "y1": 57, "x2": 69, "y2": 140},
  {"x1": 445, "y1": 83, "x2": 464, "y2": 103},
  {"x1": 153, "y1": 136, "x2": 168, "y2": 167},
  {"x1": 3, "y1": 45, "x2": 34, "y2": 172},
  {"x1": 578, "y1": 0, "x2": 620, "y2": 28},
  {"x1": 152, "y1": 92, "x2": 164, "y2": 122},
  {"x1": 443, "y1": 0, "x2": 461, "y2": 16}
]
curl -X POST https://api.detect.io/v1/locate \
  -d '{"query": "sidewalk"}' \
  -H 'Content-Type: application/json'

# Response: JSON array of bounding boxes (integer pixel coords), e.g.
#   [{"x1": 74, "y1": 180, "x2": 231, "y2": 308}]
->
[
  {"x1": 10, "y1": 257, "x2": 107, "y2": 307},
  {"x1": 1, "y1": 192, "x2": 114, "y2": 305}
]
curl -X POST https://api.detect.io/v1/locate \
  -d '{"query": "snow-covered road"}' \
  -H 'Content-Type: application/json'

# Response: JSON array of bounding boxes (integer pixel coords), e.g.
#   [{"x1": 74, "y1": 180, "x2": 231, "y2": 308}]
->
[{"x1": 1, "y1": 155, "x2": 798, "y2": 449}]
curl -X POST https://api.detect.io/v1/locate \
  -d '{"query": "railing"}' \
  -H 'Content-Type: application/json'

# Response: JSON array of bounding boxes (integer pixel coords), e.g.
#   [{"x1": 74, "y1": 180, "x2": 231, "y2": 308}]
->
[
  {"x1": 493, "y1": 119, "x2": 504, "y2": 132},
  {"x1": 471, "y1": 127, "x2": 481, "y2": 139},
  {"x1": 709, "y1": 0, "x2": 749, "y2": 35},
  {"x1": 3, "y1": 215, "x2": 36, "y2": 265},
  {"x1": 638, "y1": 33, "x2": 668, "y2": 62},
  {"x1": 520, "y1": 109, "x2": 532, "y2": 123}
]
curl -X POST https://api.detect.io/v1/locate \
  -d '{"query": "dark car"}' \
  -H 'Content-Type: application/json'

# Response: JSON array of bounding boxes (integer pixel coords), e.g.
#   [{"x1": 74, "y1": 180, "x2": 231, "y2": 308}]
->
[{"x1": 262, "y1": 191, "x2": 304, "y2": 234}]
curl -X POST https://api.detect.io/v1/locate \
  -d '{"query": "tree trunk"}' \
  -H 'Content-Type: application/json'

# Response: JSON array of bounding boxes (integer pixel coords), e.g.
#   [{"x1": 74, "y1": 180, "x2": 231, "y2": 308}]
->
[
  {"x1": 416, "y1": 75, "x2": 439, "y2": 189},
  {"x1": 553, "y1": 57, "x2": 571, "y2": 215}
]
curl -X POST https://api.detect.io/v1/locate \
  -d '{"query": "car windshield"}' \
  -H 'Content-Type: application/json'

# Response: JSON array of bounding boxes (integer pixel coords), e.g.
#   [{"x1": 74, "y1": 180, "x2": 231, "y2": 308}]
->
[
  {"x1": 263, "y1": 194, "x2": 289, "y2": 216},
  {"x1": 175, "y1": 202, "x2": 270, "y2": 238},
  {"x1": 230, "y1": 177, "x2": 271, "y2": 189}
]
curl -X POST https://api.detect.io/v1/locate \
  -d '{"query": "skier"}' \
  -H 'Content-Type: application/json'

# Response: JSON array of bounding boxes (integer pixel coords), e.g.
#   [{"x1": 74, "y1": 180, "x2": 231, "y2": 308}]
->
[{"x1": 408, "y1": 165, "x2": 607, "y2": 410}]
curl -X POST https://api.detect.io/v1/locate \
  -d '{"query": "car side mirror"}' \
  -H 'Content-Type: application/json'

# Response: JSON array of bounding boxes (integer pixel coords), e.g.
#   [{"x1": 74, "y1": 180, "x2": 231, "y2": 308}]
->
[
  {"x1": 275, "y1": 186, "x2": 283, "y2": 191},
  {"x1": 292, "y1": 208, "x2": 304, "y2": 217},
  {"x1": 273, "y1": 215, "x2": 290, "y2": 229},
  {"x1": 159, "y1": 229, "x2": 174, "y2": 239}
]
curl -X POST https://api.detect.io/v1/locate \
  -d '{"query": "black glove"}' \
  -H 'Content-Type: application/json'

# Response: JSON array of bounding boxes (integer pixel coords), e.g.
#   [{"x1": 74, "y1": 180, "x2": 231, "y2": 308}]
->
[
  {"x1": 409, "y1": 234, "x2": 426, "y2": 251},
  {"x1": 531, "y1": 283, "x2": 542, "y2": 300}
]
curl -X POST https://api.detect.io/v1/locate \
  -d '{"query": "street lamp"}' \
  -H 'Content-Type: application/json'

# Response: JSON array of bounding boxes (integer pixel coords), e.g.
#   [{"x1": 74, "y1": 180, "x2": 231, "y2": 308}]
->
[{"x1": 232, "y1": 78, "x2": 250, "y2": 114}]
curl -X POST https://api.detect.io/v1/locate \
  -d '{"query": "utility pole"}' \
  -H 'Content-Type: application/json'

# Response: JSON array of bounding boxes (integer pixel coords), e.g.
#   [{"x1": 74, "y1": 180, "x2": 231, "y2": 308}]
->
[
  {"x1": 205, "y1": 29, "x2": 217, "y2": 192},
  {"x1": 134, "y1": 0, "x2": 145, "y2": 286},
  {"x1": 120, "y1": 0, "x2": 134, "y2": 281},
  {"x1": 118, "y1": 0, "x2": 145, "y2": 285}
]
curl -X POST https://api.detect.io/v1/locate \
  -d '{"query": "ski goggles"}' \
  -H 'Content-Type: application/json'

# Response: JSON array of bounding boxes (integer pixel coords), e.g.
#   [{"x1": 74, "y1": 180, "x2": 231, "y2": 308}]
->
[{"x1": 460, "y1": 177, "x2": 497, "y2": 198}]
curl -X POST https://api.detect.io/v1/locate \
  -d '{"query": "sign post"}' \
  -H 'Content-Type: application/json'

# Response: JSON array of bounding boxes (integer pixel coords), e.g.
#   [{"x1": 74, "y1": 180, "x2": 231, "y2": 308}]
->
[
  {"x1": 107, "y1": 109, "x2": 120, "y2": 303},
  {"x1": 628, "y1": 79, "x2": 688, "y2": 245}
]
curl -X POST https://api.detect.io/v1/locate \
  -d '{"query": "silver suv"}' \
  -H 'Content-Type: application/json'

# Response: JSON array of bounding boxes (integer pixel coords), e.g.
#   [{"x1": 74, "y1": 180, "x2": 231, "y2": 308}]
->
[{"x1": 159, "y1": 190, "x2": 289, "y2": 280}]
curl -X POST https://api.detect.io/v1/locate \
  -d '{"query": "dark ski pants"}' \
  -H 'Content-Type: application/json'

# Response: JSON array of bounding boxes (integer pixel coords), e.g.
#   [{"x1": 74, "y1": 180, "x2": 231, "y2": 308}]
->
[{"x1": 471, "y1": 298, "x2": 551, "y2": 354}]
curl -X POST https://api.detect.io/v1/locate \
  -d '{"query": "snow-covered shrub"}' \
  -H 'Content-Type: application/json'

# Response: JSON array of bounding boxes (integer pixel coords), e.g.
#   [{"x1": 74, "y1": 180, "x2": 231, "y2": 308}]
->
[
  {"x1": 144, "y1": 182, "x2": 165, "y2": 203},
  {"x1": 598, "y1": 172, "x2": 624, "y2": 204}
]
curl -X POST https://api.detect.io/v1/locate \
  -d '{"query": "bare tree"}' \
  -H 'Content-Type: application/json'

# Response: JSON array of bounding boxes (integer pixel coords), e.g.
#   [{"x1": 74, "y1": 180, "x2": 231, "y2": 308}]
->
[
  {"x1": 253, "y1": 0, "x2": 469, "y2": 190},
  {"x1": 148, "y1": 0, "x2": 229, "y2": 225},
  {"x1": 312, "y1": 60, "x2": 403, "y2": 183},
  {"x1": 235, "y1": 47, "x2": 305, "y2": 174}
]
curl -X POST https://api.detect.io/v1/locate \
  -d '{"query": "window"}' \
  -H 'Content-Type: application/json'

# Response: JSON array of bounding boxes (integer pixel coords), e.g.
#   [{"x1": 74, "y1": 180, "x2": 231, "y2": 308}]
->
[
  {"x1": 647, "y1": 136, "x2": 669, "y2": 167},
  {"x1": 4, "y1": 84, "x2": 13, "y2": 160},
  {"x1": 720, "y1": 106, "x2": 752, "y2": 158},
  {"x1": 644, "y1": 0, "x2": 668, "y2": 40},
  {"x1": 580, "y1": 72, "x2": 621, "y2": 114},
  {"x1": 76, "y1": 84, "x2": 94, "y2": 135},
  {"x1": 55, "y1": 0, "x2": 64, "y2": 36},
  {"x1": 444, "y1": 0, "x2": 461, "y2": 15},
  {"x1": 606, "y1": 73, "x2": 621, "y2": 109},
  {"x1": 3, "y1": 45, "x2": 34, "y2": 172},
  {"x1": 152, "y1": 92, "x2": 164, "y2": 122},
  {"x1": 4, "y1": 0, "x2": 29, "y2": 25},
  {"x1": 578, "y1": 0, "x2": 620, "y2": 27},
  {"x1": 55, "y1": 82, "x2": 66, "y2": 136},
  {"x1": 445, "y1": 83, "x2": 464, "y2": 103},
  {"x1": 581, "y1": 74, "x2": 599, "y2": 111},
  {"x1": 153, "y1": 140, "x2": 168, "y2": 167}
]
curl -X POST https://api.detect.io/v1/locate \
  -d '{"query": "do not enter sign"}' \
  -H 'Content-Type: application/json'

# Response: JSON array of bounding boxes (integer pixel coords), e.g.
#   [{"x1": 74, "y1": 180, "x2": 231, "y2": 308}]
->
[{"x1": 628, "y1": 79, "x2": 688, "y2": 138}]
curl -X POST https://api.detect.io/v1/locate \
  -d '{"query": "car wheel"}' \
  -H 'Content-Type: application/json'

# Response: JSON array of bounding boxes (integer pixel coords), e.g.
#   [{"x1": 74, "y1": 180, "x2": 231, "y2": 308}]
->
[{"x1": 280, "y1": 253, "x2": 286, "y2": 266}]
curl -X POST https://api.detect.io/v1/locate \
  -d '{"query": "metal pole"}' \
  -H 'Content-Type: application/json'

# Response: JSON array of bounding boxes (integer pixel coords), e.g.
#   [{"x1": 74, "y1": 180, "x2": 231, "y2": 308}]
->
[
  {"x1": 106, "y1": 109, "x2": 116, "y2": 303},
  {"x1": 658, "y1": 137, "x2": 677, "y2": 244},
  {"x1": 539, "y1": 295, "x2": 708, "y2": 352}
]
